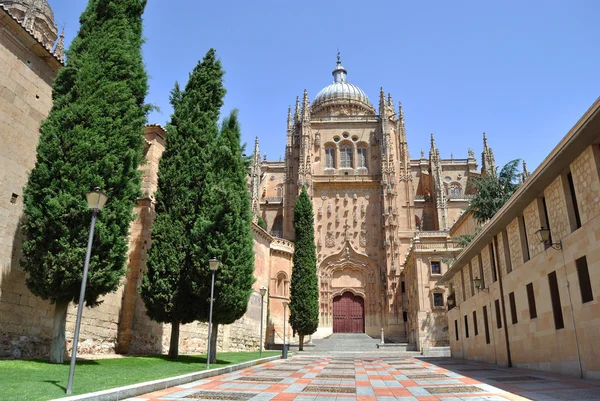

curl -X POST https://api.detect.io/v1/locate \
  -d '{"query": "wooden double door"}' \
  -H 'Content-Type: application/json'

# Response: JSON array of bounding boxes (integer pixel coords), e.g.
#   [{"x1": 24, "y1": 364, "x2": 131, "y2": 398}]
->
[{"x1": 333, "y1": 292, "x2": 365, "y2": 333}]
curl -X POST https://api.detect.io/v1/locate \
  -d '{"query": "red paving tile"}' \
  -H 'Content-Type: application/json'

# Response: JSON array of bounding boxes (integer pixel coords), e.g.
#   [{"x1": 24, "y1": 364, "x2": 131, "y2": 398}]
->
[{"x1": 134, "y1": 354, "x2": 600, "y2": 401}]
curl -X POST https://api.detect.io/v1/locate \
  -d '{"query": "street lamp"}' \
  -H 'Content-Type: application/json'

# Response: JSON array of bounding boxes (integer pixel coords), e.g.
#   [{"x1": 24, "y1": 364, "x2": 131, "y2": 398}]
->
[
  {"x1": 473, "y1": 277, "x2": 489, "y2": 293},
  {"x1": 66, "y1": 188, "x2": 108, "y2": 395},
  {"x1": 259, "y1": 286, "x2": 267, "y2": 358},
  {"x1": 282, "y1": 301, "x2": 288, "y2": 359},
  {"x1": 206, "y1": 257, "x2": 220, "y2": 370},
  {"x1": 535, "y1": 227, "x2": 562, "y2": 250}
]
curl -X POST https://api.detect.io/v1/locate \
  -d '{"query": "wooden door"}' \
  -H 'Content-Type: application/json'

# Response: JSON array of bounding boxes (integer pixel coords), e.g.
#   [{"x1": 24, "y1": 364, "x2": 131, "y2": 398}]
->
[{"x1": 333, "y1": 292, "x2": 364, "y2": 333}]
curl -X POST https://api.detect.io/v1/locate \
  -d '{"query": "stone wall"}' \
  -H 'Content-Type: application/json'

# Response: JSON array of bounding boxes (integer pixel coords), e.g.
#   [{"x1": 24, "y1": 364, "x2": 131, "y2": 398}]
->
[
  {"x1": 446, "y1": 142, "x2": 600, "y2": 378},
  {"x1": 0, "y1": 11, "x2": 59, "y2": 358}
]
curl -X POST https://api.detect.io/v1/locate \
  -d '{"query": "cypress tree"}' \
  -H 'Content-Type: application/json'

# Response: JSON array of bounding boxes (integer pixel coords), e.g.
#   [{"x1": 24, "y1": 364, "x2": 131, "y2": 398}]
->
[
  {"x1": 140, "y1": 49, "x2": 226, "y2": 359},
  {"x1": 21, "y1": 0, "x2": 149, "y2": 363},
  {"x1": 289, "y1": 187, "x2": 319, "y2": 351},
  {"x1": 200, "y1": 109, "x2": 255, "y2": 363}
]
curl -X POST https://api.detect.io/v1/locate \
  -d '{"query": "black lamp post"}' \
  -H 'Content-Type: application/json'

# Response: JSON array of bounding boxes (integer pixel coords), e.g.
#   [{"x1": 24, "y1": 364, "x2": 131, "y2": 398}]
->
[
  {"x1": 259, "y1": 286, "x2": 267, "y2": 358},
  {"x1": 206, "y1": 257, "x2": 220, "y2": 369}
]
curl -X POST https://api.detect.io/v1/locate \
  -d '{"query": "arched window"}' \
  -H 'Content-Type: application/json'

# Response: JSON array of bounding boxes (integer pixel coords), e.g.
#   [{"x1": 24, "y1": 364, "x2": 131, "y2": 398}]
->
[
  {"x1": 340, "y1": 145, "x2": 353, "y2": 168},
  {"x1": 271, "y1": 215, "x2": 283, "y2": 238},
  {"x1": 325, "y1": 147, "x2": 335, "y2": 169},
  {"x1": 276, "y1": 272, "x2": 288, "y2": 296},
  {"x1": 357, "y1": 146, "x2": 367, "y2": 169},
  {"x1": 450, "y1": 182, "x2": 462, "y2": 198},
  {"x1": 276, "y1": 185, "x2": 284, "y2": 198}
]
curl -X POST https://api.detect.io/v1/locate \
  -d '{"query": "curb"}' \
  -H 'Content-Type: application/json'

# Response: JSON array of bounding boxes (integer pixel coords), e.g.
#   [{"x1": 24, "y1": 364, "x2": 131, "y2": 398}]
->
[{"x1": 50, "y1": 355, "x2": 281, "y2": 401}]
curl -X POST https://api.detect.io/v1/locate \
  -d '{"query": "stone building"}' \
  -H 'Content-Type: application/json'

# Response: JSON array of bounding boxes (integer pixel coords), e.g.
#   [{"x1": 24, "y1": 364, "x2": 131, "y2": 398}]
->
[
  {"x1": 249, "y1": 56, "x2": 493, "y2": 348},
  {"x1": 0, "y1": 0, "x2": 501, "y2": 357},
  {"x1": 0, "y1": 1, "x2": 290, "y2": 358},
  {"x1": 438, "y1": 98, "x2": 600, "y2": 379}
]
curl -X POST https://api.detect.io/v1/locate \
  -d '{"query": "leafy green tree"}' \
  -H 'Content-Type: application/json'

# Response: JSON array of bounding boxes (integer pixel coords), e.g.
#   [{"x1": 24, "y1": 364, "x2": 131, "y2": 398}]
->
[
  {"x1": 21, "y1": 0, "x2": 149, "y2": 363},
  {"x1": 467, "y1": 159, "x2": 522, "y2": 224},
  {"x1": 289, "y1": 187, "x2": 319, "y2": 351},
  {"x1": 200, "y1": 109, "x2": 255, "y2": 363},
  {"x1": 140, "y1": 49, "x2": 225, "y2": 359},
  {"x1": 257, "y1": 217, "x2": 267, "y2": 230}
]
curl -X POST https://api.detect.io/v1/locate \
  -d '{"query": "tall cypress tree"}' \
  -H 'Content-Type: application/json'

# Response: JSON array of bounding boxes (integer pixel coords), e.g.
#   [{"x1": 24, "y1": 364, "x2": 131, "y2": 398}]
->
[
  {"x1": 140, "y1": 49, "x2": 225, "y2": 359},
  {"x1": 21, "y1": 0, "x2": 149, "y2": 363},
  {"x1": 200, "y1": 109, "x2": 255, "y2": 363},
  {"x1": 289, "y1": 187, "x2": 319, "y2": 351}
]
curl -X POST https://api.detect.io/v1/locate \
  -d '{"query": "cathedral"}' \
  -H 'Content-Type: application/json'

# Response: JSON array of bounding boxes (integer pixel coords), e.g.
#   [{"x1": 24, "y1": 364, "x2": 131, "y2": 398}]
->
[
  {"x1": 249, "y1": 56, "x2": 499, "y2": 347},
  {"x1": 0, "y1": 0, "x2": 502, "y2": 357}
]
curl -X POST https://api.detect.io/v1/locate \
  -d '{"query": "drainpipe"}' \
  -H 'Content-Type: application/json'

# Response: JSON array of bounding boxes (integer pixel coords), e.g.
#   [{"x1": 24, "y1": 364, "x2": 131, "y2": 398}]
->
[{"x1": 558, "y1": 244, "x2": 584, "y2": 379}]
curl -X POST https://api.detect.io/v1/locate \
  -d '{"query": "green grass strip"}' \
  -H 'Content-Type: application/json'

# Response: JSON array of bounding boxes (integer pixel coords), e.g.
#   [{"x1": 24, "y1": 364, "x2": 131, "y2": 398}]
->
[{"x1": 1, "y1": 351, "x2": 279, "y2": 401}]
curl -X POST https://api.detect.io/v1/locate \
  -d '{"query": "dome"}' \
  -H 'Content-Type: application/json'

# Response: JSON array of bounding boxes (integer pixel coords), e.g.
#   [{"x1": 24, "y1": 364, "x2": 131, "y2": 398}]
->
[
  {"x1": 3, "y1": 0, "x2": 58, "y2": 50},
  {"x1": 312, "y1": 55, "x2": 374, "y2": 115},
  {"x1": 3, "y1": 0, "x2": 54, "y2": 22}
]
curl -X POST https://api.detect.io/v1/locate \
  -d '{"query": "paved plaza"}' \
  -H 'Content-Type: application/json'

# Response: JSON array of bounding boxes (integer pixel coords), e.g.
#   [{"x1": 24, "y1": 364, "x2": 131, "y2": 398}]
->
[{"x1": 129, "y1": 354, "x2": 600, "y2": 401}]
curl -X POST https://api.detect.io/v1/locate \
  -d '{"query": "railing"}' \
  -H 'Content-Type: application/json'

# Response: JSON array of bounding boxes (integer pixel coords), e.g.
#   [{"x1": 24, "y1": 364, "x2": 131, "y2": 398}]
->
[
  {"x1": 261, "y1": 197, "x2": 283, "y2": 204},
  {"x1": 311, "y1": 115, "x2": 379, "y2": 123}
]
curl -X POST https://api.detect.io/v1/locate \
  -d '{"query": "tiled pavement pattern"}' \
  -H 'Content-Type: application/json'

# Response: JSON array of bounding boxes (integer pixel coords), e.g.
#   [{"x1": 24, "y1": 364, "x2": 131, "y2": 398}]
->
[{"x1": 130, "y1": 356, "x2": 600, "y2": 401}]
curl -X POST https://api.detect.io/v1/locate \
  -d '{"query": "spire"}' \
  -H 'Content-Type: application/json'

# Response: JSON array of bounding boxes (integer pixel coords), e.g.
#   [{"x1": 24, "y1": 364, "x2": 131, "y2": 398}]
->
[
  {"x1": 286, "y1": 106, "x2": 292, "y2": 131},
  {"x1": 294, "y1": 96, "x2": 300, "y2": 124},
  {"x1": 54, "y1": 27, "x2": 65, "y2": 62},
  {"x1": 250, "y1": 137, "x2": 261, "y2": 216},
  {"x1": 481, "y1": 132, "x2": 497, "y2": 175},
  {"x1": 387, "y1": 93, "x2": 393, "y2": 108},
  {"x1": 332, "y1": 51, "x2": 347, "y2": 83},
  {"x1": 378, "y1": 87, "x2": 386, "y2": 115},
  {"x1": 398, "y1": 102, "x2": 405, "y2": 126},
  {"x1": 301, "y1": 89, "x2": 310, "y2": 121},
  {"x1": 397, "y1": 101, "x2": 406, "y2": 142},
  {"x1": 522, "y1": 160, "x2": 530, "y2": 181},
  {"x1": 253, "y1": 136, "x2": 260, "y2": 162}
]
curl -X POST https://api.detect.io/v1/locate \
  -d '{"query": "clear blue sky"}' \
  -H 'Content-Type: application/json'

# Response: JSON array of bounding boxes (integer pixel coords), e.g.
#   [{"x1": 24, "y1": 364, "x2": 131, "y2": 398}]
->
[{"x1": 50, "y1": 0, "x2": 599, "y2": 172}]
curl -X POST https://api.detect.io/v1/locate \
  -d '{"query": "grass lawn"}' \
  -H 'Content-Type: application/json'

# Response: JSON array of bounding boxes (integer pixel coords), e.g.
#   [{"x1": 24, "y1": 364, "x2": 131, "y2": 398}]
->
[{"x1": 1, "y1": 351, "x2": 279, "y2": 401}]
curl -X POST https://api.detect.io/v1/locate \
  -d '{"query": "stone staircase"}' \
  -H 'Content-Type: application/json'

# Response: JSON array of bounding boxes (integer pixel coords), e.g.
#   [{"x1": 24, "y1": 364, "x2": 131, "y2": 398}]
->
[{"x1": 310, "y1": 333, "x2": 388, "y2": 352}]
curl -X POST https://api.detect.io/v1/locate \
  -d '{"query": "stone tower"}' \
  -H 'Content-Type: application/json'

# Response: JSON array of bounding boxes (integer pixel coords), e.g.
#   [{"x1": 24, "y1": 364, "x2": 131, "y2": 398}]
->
[{"x1": 282, "y1": 55, "x2": 414, "y2": 338}]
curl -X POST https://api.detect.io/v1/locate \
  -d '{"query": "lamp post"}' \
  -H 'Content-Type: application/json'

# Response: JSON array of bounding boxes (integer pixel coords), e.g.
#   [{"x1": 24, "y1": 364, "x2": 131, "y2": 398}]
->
[
  {"x1": 66, "y1": 188, "x2": 108, "y2": 395},
  {"x1": 282, "y1": 301, "x2": 288, "y2": 359},
  {"x1": 206, "y1": 258, "x2": 220, "y2": 370},
  {"x1": 259, "y1": 286, "x2": 267, "y2": 358}
]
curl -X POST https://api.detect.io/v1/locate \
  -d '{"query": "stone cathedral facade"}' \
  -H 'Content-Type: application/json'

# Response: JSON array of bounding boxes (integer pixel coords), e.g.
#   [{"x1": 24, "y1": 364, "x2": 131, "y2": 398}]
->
[{"x1": 250, "y1": 57, "x2": 500, "y2": 348}]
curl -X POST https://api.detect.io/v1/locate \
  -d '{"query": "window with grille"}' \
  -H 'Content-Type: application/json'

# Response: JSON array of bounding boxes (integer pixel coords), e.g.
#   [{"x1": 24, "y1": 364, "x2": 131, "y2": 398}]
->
[
  {"x1": 473, "y1": 311, "x2": 478, "y2": 336},
  {"x1": 325, "y1": 147, "x2": 335, "y2": 169},
  {"x1": 526, "y1": 282, "x2": 537, "y2": 319},
  {"x1": 433, "y1": 293, "x2": 444, "y2": 307},
  {"x1": 483, "y1": 306, "x2": 490, "y2": 344},
  {"x1": 548, "y1": 271, "x2": 564, "y2": 329},
  {"x1": 576, "y1": 256, "x2": 593, "y2": 304},
  {"x1": 509, "y1": 292, "x2": 518, "y2": 324},
  {"x1": 495, "y1": 299, "x2": 502, "y2": 329},
  {"x1": 431, "y1": 261, "x2": 441, "y2": 275},
  {"x1": 357, "y1": 147, "x2": 367, "y2": 168},
  {"x1": 340, "y1": 145, "x2": 353, "y2": 168}
]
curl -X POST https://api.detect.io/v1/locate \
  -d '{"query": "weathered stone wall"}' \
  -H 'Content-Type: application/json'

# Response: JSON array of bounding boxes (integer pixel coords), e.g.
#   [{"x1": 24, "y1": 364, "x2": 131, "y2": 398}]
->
[
  {"x1": 0, "y1": 12, "x2": 59, "y2": 358},
  {"x1": 447, "y1": 142, "x2": 600, "y2": 378}
]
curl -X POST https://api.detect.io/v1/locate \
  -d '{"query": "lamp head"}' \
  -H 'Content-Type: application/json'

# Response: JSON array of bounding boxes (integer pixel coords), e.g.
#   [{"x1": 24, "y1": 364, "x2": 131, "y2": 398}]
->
[
  {"x1": 86, "y1": 187, "x2": 108, "y2": 211},
  {"x1": 447, "y1": 297, "x2": 455, "y2": 307},
  {"x1": 260, "y1": 286, "x2": 267, "y2": 297},
  {"x1": 209, "y1": 258, "x2": 220, "y2": 271},
  {"x1": 473, "y1": 277, "x2": 482, "y2": 290},
  {"x1": 282, "y1": 301, "x2": 288, "y2": 309},
  {"x1": 535, "y1": 227, "x2": 551, "y2": 243}
]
